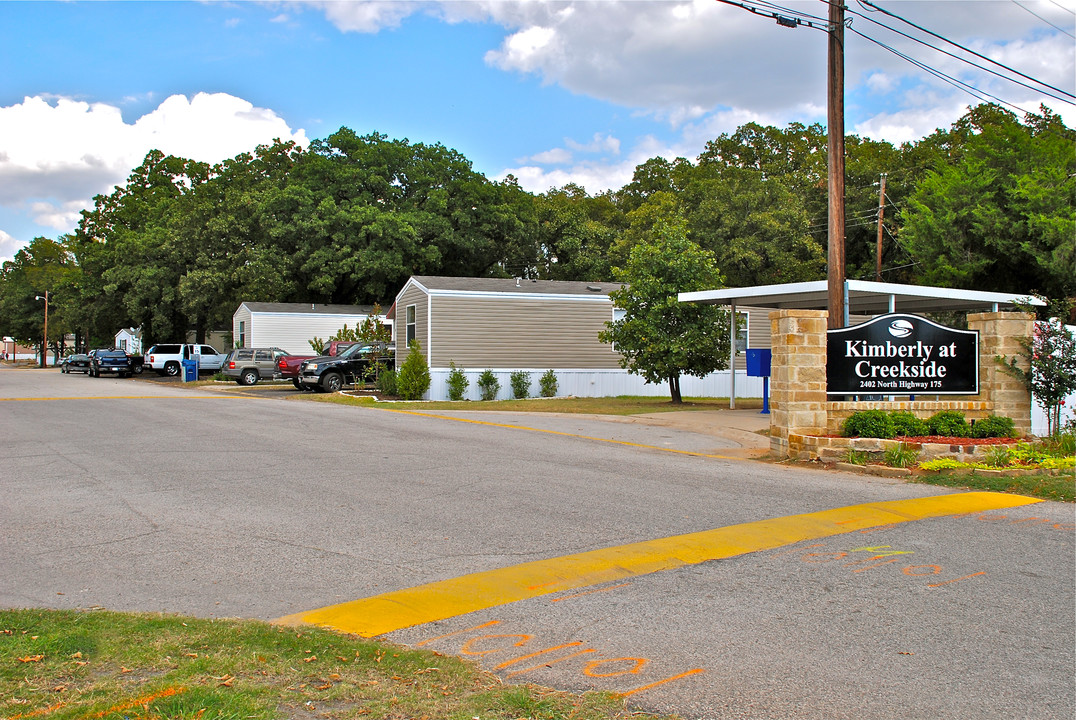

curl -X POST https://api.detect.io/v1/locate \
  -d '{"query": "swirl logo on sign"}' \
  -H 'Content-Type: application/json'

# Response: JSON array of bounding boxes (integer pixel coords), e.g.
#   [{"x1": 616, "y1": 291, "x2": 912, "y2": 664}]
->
[{"x1": 888, "y1": 319, "x2": 914, "y2": 338}]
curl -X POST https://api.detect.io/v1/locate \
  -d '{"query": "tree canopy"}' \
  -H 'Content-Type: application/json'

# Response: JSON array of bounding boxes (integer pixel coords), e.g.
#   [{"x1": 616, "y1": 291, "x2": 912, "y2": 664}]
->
[{"x1": 1, "y1": 103, "x2": 1072, "y2": 355}]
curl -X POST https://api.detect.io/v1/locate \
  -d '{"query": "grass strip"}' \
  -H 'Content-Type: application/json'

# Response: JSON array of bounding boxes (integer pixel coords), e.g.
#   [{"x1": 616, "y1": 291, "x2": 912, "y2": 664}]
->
[
  {"x1": 1, "y1": 609, "x2": 674, "y2": 720},
  {"x1": 305, "y1": 394, "x2": 762, "y2": 415},
  {"x1": 910, "y1": 470, "x2": 1074, "y2": 502}
]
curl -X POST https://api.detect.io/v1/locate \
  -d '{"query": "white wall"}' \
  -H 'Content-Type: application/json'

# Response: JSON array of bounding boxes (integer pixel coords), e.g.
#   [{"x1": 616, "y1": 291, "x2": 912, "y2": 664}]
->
[{"x1": 422, "y1": 368, "x2": 767, "y2": 402}]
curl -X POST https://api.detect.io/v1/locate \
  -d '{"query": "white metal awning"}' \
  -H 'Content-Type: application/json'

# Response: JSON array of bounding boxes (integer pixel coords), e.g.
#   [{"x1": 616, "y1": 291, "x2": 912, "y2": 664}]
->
[
  {"x1": 678, "y1": 280, "x2": 1043, "y2": 409},
  {"x1": 679, "y1": 279, "x2": 1044, "y2": 316}
]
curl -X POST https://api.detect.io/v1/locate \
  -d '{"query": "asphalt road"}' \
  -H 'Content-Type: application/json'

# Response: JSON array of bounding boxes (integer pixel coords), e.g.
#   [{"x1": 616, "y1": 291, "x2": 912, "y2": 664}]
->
[{"x1": 2, "y1": 368, "x2": 1073, "y2": 719}]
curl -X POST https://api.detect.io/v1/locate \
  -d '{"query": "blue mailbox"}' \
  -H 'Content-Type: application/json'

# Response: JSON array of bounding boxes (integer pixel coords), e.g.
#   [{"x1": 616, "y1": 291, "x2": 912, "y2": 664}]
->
[
  {"x1": 745, "y1": 349, "x2": 771, "y2": 377},
  {"x1": 744, "y1": 349, "x2": 772, "y2": 415}
]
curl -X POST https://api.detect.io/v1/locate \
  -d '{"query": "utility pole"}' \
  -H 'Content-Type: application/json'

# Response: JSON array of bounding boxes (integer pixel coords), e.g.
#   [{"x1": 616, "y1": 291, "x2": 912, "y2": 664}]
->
[
  {"x1": 827, "y1": 0, "x2": 846, "y2": 328},
  {"x1": 875, "y1": 172, "x2": 887, "y2": 281}
]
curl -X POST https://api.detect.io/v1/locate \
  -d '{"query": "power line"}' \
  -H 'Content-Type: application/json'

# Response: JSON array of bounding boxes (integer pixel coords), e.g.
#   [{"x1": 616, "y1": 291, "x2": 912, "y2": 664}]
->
[
  {"x1": 1010, "y1": 0, "x2": 1076, "y2": 38},
  {"x1": 846, "y1": 3, "x2": 1075, "y2": 105},
  {"x1": 847, "y1": 25, "x2": 1041, "y2": 117},
  {"x1": 858, "y1": 0, "x2": 1075, "y2": 100}
]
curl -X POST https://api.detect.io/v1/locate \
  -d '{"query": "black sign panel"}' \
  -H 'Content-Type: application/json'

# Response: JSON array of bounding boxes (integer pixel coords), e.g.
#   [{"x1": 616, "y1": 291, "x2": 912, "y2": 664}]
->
[{"x1": 826, "y1": 313, "x2": 978, "y2": 395}]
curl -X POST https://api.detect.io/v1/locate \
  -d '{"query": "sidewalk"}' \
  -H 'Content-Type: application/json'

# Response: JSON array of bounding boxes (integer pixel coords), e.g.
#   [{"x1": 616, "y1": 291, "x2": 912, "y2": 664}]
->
[{"x1": 610, "y1": 408, "x2": 772, "y2": 459}]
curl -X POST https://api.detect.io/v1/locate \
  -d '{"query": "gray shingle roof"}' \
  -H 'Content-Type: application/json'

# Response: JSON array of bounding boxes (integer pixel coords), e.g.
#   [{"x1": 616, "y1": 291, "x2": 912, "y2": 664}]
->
[
  {"x1": 242, "y1": 302, "x2": 379, "y2": 315},
  {"x1": 409, "y1": 276, "x2": 623, "y2": 296}
]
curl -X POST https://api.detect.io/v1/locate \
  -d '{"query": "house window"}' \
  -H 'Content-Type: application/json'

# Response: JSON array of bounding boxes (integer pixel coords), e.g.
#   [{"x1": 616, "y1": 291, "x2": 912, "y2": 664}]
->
[
  {"x1": 239, "y1": 321, "x2": 245, "y2": 348},
  {"x1": 736, "y1": 311, "x2": 748, "y2": 353},
  {"x1": 405, "y1": 305, "x2": 416, "y2": 346},
  {"x1": 610, "y1": 307, "x2": 626, "y2": 352}
]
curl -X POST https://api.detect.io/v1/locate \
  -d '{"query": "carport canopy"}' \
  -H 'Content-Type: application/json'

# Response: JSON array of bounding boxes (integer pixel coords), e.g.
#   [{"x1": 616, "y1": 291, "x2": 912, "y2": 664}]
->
[{"x1": 677, "y1": 279, "x2": 1045, "y2": 408}]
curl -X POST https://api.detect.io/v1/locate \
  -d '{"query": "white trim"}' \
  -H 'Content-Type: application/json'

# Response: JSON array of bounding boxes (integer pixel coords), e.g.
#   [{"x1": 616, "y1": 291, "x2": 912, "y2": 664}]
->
[{"x1": 426, "y1": 288, "x2": 614, "y2": 302}]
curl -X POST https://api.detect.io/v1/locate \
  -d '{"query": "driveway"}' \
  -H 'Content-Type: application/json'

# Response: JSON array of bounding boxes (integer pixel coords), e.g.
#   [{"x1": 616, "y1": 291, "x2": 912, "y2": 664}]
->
[{"x1": 2, "y1": 368, "x2": 1072, "y2": 719}]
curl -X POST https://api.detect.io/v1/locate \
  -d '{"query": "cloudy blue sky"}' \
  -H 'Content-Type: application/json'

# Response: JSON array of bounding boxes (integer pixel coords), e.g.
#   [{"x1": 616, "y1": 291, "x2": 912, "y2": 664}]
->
[{"x1": 1, "y1": 0, "x2": 1073, "y2": 263}]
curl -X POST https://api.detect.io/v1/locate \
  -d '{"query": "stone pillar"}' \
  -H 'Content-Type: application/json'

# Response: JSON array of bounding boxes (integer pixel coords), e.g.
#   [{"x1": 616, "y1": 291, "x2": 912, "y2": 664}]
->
[
  {"x1": 770, "y1": 310, "x2": 829, "y2": 459},
  {"x1": 968, "y1": 311, "x2": 1034, "y2": 436}
]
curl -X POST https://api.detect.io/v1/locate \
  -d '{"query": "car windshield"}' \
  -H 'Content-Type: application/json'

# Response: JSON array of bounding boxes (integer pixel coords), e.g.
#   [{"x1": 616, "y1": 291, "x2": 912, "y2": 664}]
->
[{"x1": 338, "y1": 344, "x2": 366, "y2": 359}]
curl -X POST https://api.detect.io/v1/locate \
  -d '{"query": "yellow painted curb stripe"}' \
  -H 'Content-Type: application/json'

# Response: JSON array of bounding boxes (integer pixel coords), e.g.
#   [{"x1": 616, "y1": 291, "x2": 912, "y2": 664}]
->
[
  {"x1": 375, "y1": 407, "x2": 743, "y2": 460},
  {"x1": 275, "y1": 491, "x2": 1040, "y2": 637},
  {"x1": 0, "y1": 396, "x2": 242, "y2": 402}
]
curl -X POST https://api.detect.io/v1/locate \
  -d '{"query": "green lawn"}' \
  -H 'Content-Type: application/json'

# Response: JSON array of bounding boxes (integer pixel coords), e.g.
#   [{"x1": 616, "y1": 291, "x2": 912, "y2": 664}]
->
[{"x1": 0, "y1": 609, "x2": 676, "y2": 720}]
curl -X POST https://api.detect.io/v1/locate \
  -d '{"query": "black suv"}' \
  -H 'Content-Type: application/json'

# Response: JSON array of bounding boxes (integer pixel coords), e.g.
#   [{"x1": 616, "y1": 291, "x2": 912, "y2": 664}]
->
[{"x1": 296, "y1": 343, "x2": 392, "y2": 393}]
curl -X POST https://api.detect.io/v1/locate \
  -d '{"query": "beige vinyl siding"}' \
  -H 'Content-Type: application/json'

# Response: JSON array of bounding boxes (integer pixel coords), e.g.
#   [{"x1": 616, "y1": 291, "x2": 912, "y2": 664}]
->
[
  {"x1": 394, "y1": 284, "x2": 431, "y2": 367},
  {"x1": 428, "y1": 295, "x2": 621, "y2": 369}
]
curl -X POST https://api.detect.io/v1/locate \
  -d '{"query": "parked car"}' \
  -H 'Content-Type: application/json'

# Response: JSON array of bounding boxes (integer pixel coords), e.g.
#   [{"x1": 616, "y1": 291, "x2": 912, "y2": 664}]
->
[
  {"x1": 60, "y1": 354, "x2": 90, "y2": 374},
  {"x1": 89, "y1": 349, "x2": 134, "y2": 378},
  {"x1": 277, "y1": 353, "x2": 316, "y2": 390},
  {"x1": 221, "y1": 347, "x2": 290, "y2": 385},
  {"x1": 127, "y1": 354, "x2": 144, "y2": 375},
  {"x1": 145, "y1": 344, "x2": 226, "y2": 377},
  {"x1": 296, "y1": 342, "x2": 393, "y2": 393}
]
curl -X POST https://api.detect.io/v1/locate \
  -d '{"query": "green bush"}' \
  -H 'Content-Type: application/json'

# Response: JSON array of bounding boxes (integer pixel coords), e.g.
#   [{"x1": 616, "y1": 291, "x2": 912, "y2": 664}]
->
[
  {"x1": 889, "y1": 411, "x2": 929, "y2": 437},
  {"x1": 970, "y1": 415, "x2": 1017, "y2": 439},
  {"x1": 446, "y1": 362, "x2": 469, "y2": 401},
  {"x1": 509, "y1": 371, "x2": 531, "y2": 399},
  {"x1": 539, "y1": 369, "x2": 558, "y2": 398},
  {"x1": 477, "y1": 369, "x2": 500, "y2": 401},
  {"x1": 376, "y1": 367, "x2": 397, "y2": 396},
  {"x1": 927, "y1": 410, "x2": 970, "y2": 437},
  {"x1": 841, "y1": 410, "x2": 894, "y2": 438},
  {"x1": 396, "y1": 340, "x2": 431, "y2": 400}
]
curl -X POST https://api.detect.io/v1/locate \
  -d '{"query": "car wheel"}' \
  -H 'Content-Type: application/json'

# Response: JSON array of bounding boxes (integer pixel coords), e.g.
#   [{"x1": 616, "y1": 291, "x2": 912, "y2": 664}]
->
[
  {"x1": 292, "y1": 379, "x2": 303, "y2": 390},
  {"x1": 133, "y1": 364, "x2": 143, "y2": 375},
  {"x1": 164, "y1": 362, "x2": 180, "y2": 377},
  {"x1": 60, "y1": 365, "x2": 67, "y2": 374},
  {"x1": 322, "y1": 372, "x2": 344, "y2": 393},
  {"x1": 240, "y1": 369, "x2": 259, "y2": 386}
]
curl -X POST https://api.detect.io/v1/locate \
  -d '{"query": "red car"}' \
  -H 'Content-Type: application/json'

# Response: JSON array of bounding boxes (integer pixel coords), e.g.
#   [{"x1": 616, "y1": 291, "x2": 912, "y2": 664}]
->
[{"x1": 277, "y1": 354, "x2": 315, "y2": 390}]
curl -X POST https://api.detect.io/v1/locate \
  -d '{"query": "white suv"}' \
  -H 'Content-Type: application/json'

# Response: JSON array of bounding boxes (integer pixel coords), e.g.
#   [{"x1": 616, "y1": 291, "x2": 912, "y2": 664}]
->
[{"x1": 145, "y1": 344, "x2": 226, "y2": 377}]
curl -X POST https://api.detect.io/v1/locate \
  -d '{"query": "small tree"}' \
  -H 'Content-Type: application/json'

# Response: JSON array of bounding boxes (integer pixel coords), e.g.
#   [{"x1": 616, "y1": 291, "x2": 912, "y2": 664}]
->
[
  {"x1": 446, "y1": 362, "x2": 469, "y2": 401},
  {"x1": 999, "y1": 312, "x2": 1076, "y2": 436},
  {"x1": 598, "y1": 218, "x2": 730, "y2": 403},
  {"x1": 510, "y1": 371, "x2": 531, "y2": 399},
  {"x1": 396, "y1": 340, "x2": 431, "y2": 400},
  {"x1": 539, "y1": 369, "x2": 558, "y2": 398},
  {"x1": 477, "y1": 369, "x2": 500, "y2": 401}
]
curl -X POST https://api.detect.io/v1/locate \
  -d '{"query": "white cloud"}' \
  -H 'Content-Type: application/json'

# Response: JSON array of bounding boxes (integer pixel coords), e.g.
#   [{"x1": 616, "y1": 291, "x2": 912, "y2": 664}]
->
[
  {"x1": 527, "y1": 148, "x2": 573, "y2": 165},
  {"x1": 308, "y1": 0, "x2": 419, "y2": 33},
  {"x1": 0, "y1": 229, "x2": 20, "y2": 264},
  {"x1": 0, "y1": 93, "x2": 308, "y2": 254}
]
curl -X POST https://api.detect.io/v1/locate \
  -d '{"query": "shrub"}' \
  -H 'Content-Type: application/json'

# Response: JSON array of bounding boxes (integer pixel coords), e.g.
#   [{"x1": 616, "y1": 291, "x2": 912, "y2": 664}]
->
[
  {"x1": 927, "y1": 410, "x2": 970, "y2": 437},
  {"x1": 984, "y1": 445, "x2": 1012, "y2": 468},
  {"x1": 396, "y1": 340, "x2": 431, "y2": 400},
  {"x1": 446, "y1": 362, "x2": 469, "y2": 401},
  {"x1": 843, "y1": 449, "x2": 869, "y2": 466},
  {"x1": 919, "y1": 457, "x2": 968, "y2": 471},
  {"x1": 539, "y1": 369, "x2": 558, "y2": 398},
  {"x1": 509, "y1": 371, "x2": 531, "y2": 399},
  {"x1": 477, "y1": 369, "x2": 500, "y2": 401},
  {"x1": 884, "y1": 442, "x2": 919, "y2": 468},
  {"x1": 889, "y1": 411, "x2": 929, "y2": 437},
  {"x1": 970, "y1": 415, "x2": 1017, "y2": 439},
  {"x1": 376, "y1": 367, "x2": 397, "y2": 396},
  {"x1": 841, "y1": 410, "x2": 894, "y2": 438}
]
